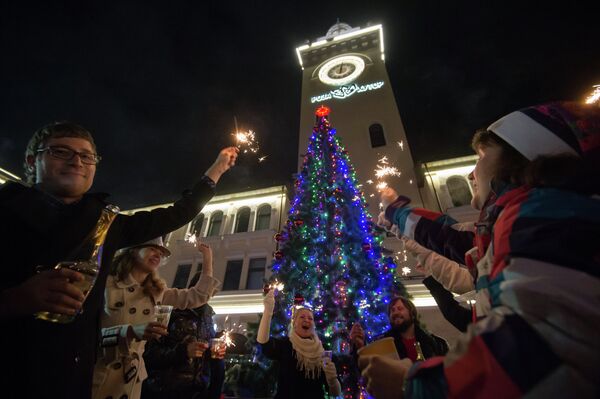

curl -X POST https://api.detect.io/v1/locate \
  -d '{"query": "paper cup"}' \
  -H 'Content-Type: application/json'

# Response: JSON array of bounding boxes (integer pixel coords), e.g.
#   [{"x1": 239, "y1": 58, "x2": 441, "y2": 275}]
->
[
  {"x1": 154, "y1": 305, "x2": 173, "y2": 326},
  {"x1": 357, "y1": 337, "x2": 399, "y2": 360}
]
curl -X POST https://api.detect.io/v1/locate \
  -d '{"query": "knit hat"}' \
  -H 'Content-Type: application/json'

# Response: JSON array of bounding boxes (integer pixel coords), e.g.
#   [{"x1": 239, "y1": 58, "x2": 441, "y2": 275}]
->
[{"x1": 487, "y1": 102, "x2": 600, "y2": 161}]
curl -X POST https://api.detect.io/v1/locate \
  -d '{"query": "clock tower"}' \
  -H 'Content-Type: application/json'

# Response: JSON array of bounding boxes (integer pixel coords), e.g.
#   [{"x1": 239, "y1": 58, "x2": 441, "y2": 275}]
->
[{"x1": 296, "y1": 22, "x2": 421, "y2": 214}]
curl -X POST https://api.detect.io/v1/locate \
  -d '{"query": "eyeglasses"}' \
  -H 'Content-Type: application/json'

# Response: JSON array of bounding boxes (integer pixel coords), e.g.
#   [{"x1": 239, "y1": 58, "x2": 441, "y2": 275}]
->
[{"x1": 37, "y1": 146, "x2": 101, "y2": 165}]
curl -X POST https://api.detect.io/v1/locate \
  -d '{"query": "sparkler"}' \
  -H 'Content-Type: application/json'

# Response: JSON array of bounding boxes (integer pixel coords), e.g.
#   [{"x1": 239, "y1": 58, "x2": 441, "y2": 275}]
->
[
  {"x1": 269, "y1": 280, "x2": 285, "y2": 292},
  {"x1": 233, "y1": 130, "x2": 259, "y2": 154},
  {"x1": 184, "y1": 232, "x2": 198, "y2": 246},
  {"x1": 585, "y1": 84, "x2": 600, "y2": 105},
  {"x1": 222, "y1": 330, "x2": 236, "y2": 348}
]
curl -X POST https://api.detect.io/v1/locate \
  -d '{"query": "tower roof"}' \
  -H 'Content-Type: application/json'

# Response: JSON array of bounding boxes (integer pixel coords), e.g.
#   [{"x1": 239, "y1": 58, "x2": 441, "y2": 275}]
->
[{"x1": 325, "y1": 22, "x2": 353, "y2": 38}]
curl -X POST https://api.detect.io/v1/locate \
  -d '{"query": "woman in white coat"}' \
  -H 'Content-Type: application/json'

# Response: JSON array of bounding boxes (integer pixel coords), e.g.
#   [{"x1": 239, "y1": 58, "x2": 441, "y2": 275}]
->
[{"x1": 92, "y1": 237, "x2": 219, "y2": 399}]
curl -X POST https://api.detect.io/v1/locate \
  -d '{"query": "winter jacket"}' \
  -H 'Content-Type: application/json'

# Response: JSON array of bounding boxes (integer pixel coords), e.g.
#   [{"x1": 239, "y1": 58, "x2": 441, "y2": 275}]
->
[
  {"x1": 0, "y1": 177, "x2": 215, "y2": 399},
  {"x1": 381, "y1": 324, "x2": 449, "y2": 360},
  {"x1": 404, "y1": 238, "x2": 474, "y2": 294},
  {"x1": 92, "y1": 273, "x2": 220, "y2": 399},
  {"x1": 405, "y1": 187, "x2": 600, "y2": 398},
  {"x1": 143, "y1": 304, "x2": 225, "y2": 399},
  {"x1": 422, "y1": 276, "x2": 471, "y2": 333},
  {"x1": 261, "y1": 337, "x2": 329, "y2": 399}
]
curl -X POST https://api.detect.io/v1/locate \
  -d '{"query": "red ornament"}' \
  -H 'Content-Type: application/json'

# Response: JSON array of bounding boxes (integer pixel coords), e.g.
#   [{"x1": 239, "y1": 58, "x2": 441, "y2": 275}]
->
[
  {"x1": 294, "y1": 293, "x2": 305, "y2": 305},
  {"x1": 273, "y1": 250, "x2": 284, "y2": 260},
  {"x1": 293, "y1": 219, "x2": 304, "y2": 227},
  {"x1": 362, "y1": 243, "x2": 372, "y2": 251},
  {"x1": 315, "y1": 105, "x2": 330, "y2": 117}
]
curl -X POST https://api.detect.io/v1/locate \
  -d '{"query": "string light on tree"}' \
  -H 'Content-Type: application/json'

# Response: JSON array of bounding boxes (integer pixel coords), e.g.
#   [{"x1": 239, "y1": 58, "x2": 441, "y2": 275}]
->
[{"x1": 269, "y1": 106, "x2": 408, "y2": 398}]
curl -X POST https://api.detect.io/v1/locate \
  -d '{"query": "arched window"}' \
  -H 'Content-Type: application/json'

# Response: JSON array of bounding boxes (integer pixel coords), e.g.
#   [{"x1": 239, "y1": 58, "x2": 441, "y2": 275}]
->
[
  {"x1": 255, "y1": 204, "x2": 272, "y2": 231},
  {"x1": 234, "y1": 207, "x2": 251, "y2": 233},
  {"x1": 207, "y1": 211, "x2": 223, "y2": 237},
  {"x1": 369, "y1": 123, "x2": 386, "y2": 148},
  {"x1": 446, "y1": 176, "x2": 472, "y2": 207},
  {"x1": 190, "y1": 213, "x2": 205, "y2": 237}
]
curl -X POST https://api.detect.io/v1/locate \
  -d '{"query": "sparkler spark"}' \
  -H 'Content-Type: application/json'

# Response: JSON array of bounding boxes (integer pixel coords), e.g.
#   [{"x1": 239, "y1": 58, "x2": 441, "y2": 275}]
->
[
  {"x1": 374, "y1": 165, "x2": 401, "y2": 179},
  {"x1": 184, "y1": 232, "x2": 198, "y2": 246},
  {"x1": 269, "y1": 280, "x2": 285, "y2": 292},
  {"x1": 222, "y1": 330, "x2": 236, "y2": 348},
  {"x1": 397, "y1": 141, "x2": 404, "y2": 151},
  {"x1": 376, "y1": 181, "x2": 388, "y2": 190},
  {"x1": 366, "y1": 179, "x2": 374, "y2": 185},
  {"x1": 401, "y1": 266, "x2": 411, "y2": 276},
  {"x1": 232, "y1": 130, "x2": 260, "y2": 154},
  {"x1": 585, "y1": 84, "x2": 600, "y2": 105},
  {"x1": 258, "y1": 155, "x2": 268, "y2": 162}
]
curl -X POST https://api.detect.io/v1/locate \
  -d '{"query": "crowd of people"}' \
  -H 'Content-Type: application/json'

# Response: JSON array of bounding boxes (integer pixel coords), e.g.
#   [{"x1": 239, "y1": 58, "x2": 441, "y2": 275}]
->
[{"x1": 0, "y1": 99, "x2": 598, "y2": 399}]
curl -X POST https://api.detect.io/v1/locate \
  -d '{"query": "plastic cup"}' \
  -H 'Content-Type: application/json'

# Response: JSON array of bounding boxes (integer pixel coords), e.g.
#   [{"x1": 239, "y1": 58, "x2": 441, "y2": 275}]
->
[
  {"x1": 210, "y1": 338, "x2": 225, "y2": 359},
  {"x1": 154, "y1": 305, "x2": 173, "y2": 326},
  {"x1": 356, "y1": 337, "x2": 400, "y2": 360},
  {"x1": 322, "y1": 350, "x2": 333, "y2": 365}
]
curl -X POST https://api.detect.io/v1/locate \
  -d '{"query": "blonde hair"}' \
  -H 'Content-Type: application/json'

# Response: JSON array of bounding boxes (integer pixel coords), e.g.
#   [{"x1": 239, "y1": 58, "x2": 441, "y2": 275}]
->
[{"x1": 110, "y1": 249, "x2": 167, "y2": 299}]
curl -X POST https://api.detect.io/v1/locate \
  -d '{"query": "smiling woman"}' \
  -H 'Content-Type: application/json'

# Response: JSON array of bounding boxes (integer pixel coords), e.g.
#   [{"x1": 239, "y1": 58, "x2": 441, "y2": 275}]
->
[
  {"x1": 255, "y1": 289, "x2": 342, "y2": 399},
  {"x1": 92, "y1": 238, "x2": 221, "y2": 399}
]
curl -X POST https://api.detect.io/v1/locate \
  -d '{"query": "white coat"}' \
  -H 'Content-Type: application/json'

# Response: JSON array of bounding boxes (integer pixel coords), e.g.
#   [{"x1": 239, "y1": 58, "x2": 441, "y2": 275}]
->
[{"x1": 92, "y1": 273, "x2": 220, "y2": 399}]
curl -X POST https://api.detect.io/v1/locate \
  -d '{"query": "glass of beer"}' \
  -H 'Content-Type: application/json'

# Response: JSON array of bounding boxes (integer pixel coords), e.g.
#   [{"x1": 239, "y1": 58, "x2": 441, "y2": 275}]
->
[{"x1": 210, "y1": 338, "x2": 225, "y2": 359}]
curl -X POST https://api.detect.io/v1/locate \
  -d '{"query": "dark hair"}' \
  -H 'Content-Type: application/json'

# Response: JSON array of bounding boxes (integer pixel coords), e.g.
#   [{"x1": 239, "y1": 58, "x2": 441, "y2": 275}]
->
[
  {"x1": 471, "y1": 129, "x2": 530, "y2": 186},
  {"x1": 525, "y1": 154, "x2": 598, "y2": 195},
  {"x1": 388, "y1": 296, "x2": 418, "y2": 323},
  {"x1": 24, "y1": 121, "x2": 97, "y2": 184}
]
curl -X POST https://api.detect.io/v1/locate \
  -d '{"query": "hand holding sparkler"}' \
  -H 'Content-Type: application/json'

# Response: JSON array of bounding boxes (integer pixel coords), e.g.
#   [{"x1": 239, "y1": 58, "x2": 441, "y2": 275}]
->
[
  {"x1": 263, "y1": 280, "x2": 284, "y2": 295},
  {"x1": 205, "y1": 147, "x2": 239, "y2": 183}
]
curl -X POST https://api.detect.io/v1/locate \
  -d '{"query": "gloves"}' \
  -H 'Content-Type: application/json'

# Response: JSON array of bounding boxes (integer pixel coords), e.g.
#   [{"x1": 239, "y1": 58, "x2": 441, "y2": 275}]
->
[{"x1": 257, "y1": 289, "x2": 275, "y2": 344}]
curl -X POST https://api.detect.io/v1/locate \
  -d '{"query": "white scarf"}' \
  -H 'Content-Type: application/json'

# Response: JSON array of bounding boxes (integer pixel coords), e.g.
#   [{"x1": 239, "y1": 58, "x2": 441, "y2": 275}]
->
[{"x1": 288, "y1": 330, "x2": 324, "y2": 379}]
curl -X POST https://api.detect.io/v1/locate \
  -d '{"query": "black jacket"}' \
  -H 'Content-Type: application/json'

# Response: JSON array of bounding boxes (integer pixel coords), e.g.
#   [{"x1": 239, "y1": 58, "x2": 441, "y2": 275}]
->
[
  {"x1": 422, "y1": 276, "x2": 472, "y2": 332},
  {"x1": 261, "y1": 337, "x2": 329, "y2": 399},
  {"x1": 143, "y1": 304, "x2": 225, "y2": 399},
  {"x1": 382, "y1": 324, "x2": 449, "y2": 360},
  {"x1": 0, "y1": 179, "x2": 214, "y2": 399}
]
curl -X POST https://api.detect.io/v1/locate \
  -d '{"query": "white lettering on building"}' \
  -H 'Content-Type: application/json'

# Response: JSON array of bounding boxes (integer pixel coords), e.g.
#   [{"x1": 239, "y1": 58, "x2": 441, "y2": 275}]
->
[{"x1": 310, "y1": 81, "x2": 385, "y2": 103}]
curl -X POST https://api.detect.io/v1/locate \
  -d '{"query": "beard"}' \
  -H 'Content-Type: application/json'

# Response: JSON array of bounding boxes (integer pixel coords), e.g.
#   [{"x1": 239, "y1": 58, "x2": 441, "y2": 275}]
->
[{"x1": 391, "y1": 318, "x2": 413, "y2": 333}]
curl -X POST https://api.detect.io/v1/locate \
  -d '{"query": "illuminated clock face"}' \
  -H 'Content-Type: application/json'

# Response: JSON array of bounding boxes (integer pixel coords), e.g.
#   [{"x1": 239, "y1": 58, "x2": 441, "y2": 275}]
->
[{"x1": 318, "y1": 55, "x2": 365, "y2": 86}]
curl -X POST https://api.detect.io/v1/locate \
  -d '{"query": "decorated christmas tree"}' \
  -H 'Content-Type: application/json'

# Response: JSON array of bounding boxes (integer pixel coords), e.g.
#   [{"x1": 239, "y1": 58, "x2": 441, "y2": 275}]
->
[{"x1": 269, "y1": 106, "x2": 406, "y2": 398}]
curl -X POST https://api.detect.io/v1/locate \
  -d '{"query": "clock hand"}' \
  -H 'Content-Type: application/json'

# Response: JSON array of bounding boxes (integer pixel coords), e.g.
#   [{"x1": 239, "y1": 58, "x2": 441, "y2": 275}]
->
[{"x1": 339, "y1": 63, "x2": 344, "y2": 74}]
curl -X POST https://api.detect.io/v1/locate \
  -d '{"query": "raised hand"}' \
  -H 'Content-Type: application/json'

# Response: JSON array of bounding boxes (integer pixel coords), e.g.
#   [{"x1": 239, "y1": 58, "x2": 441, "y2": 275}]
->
[
  {"x1": 263, "y1": 288, "x2": 275, "y2": 314},
  {"x1": 350, "y1": 322, "x2": 365, "y2": 349},
  {"x1": 205, "y1": 147, "x2": 239, "y2": 183}
]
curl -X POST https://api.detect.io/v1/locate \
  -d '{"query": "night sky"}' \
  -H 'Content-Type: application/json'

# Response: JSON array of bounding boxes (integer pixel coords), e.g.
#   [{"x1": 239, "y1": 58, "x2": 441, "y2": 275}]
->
[{"x1": 1, "y1": 1, "x2": 598, "y2": 209}]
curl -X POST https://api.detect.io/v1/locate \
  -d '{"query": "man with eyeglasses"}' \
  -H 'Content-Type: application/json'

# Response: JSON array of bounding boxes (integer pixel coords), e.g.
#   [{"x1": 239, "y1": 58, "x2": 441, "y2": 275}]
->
[{"x1": 0, "y1": 121, "x2": 238, "y2": 399}]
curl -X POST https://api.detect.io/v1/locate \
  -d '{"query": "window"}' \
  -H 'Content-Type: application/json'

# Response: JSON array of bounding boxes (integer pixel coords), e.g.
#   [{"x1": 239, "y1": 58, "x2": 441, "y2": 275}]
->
[
  {"x1": 223, "y1": 260, "x2": 243, "y2": 290},
  {"x1": 190, "y1": 213, "x2": 205, "y2": 237},
  {"x1": 369, "y1": 123, "x2": 386, "y2": 148},
  {"x1": 446, "y1": 176, "x2": 473, "y2": 207},
  {"x1": 172, "y1": 264, "x2": 192, "y2": 288},
  {"x1": 246, "y1": 258, "x2": 266, "y2": 290},
  {"x1": 255, "y1": 204, "x2": 271, "y2": 231},
  {"x1": 234, "y1": 207, "x2": 251, "y2": 233},
  {"x1": 207, "y1": 211, "x2": 223, "y2": 237}
]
